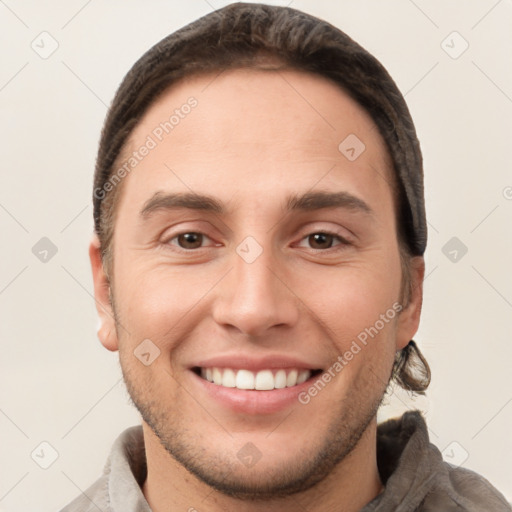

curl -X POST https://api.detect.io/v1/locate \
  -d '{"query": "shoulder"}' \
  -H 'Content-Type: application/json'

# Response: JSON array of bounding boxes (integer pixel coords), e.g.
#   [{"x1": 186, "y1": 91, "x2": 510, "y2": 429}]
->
[
  {"x1": 58, "y1": 425, "x2": 146, "y2": 512},
  {"x1": 373, "y1": 411, "x2": 511, "y2": 511},
  {"x1": 422, "y1": 464, "x2": 512, "y2": 511},
  {"x1": 59, "y1": 474, "x2": 110, "y2": 512}
]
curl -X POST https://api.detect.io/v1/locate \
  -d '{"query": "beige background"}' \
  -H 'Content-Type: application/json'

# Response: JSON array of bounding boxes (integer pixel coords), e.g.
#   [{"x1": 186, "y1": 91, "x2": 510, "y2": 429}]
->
[{"x1": 1, "y1": 1, "x2": 511, "y2": 510}]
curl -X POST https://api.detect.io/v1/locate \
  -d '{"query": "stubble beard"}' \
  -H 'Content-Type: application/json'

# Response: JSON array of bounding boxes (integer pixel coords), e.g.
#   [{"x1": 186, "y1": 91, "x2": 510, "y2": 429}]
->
[{"x1": 120, "y1": 353, "x2": 388, "y2": 501}]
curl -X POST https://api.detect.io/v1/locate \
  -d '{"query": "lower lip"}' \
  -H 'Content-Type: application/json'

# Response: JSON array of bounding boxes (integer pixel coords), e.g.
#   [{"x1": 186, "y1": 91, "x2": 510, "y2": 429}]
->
[{"x1": 190, "y1": 370, "x2": 317, "y2": 415}]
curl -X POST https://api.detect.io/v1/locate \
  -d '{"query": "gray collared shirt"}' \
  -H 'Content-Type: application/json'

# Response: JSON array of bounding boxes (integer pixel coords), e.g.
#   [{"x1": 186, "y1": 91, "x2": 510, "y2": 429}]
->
[{"x1": 60, "y1": 411, "x2": 511, "y2": 511}]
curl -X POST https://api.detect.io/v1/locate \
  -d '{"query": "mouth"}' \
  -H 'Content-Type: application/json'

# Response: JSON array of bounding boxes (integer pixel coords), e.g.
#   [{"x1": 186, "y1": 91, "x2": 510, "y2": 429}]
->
[{"x1": 193, "y1": 367, "x2": 323, "y2": 390}]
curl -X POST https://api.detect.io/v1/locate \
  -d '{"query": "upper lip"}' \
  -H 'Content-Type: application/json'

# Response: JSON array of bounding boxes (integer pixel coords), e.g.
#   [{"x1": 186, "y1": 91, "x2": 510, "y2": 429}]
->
[{"x1": 191, "y1": 354, "x2": 323, "y2": 372}]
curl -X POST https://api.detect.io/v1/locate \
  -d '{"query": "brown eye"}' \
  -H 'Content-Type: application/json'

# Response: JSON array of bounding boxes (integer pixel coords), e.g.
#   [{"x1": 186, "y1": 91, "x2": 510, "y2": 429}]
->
[
  {"x1": 307, "y1": 233, "x2": 336, "y2": 249},
  {"x1": 166, "y1": 230, "x2": 218, "y2": 252},
  {"x1": 176, "y1": 232, "x2": 204, "y2": 249}
]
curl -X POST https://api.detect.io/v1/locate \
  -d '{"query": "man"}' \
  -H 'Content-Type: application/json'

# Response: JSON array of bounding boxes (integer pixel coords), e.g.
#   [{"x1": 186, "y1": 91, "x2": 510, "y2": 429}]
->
[{"x1": 62, "y1": 3, "x2": 511, "y2": 511}]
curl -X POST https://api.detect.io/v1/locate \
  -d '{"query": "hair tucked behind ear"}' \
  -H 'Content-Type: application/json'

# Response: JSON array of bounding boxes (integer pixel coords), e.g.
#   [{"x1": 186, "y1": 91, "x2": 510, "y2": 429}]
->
[{"x1": 392, "y1": 340, "x2": 431, "y2": 393}]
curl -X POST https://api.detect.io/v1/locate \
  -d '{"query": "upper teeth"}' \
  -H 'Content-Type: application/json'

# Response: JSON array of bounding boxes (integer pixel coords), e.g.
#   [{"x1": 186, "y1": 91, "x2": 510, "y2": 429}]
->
[{"x1": 200, "y1": 368, "x2": 311, "y2": 390}]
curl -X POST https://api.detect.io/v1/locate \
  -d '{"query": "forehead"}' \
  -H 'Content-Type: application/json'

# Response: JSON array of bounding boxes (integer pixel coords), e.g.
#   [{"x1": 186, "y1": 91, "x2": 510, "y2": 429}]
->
[
  {"x1": 130, "y1": 67, "x2": 389, "y2": 153},
  {"x1": 118, "y1": 68, "x2": 394, "y2": 212}
]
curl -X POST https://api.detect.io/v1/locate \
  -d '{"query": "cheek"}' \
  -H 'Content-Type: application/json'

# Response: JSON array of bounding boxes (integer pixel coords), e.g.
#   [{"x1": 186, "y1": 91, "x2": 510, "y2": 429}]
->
[
  {"x1": 297, "y1": 258, "x2": 402, "y2": 333},
  {"x1": 289, "y1": 251, "x2": 402, "y2": 380},
  {"x1": 112, "y1": 261, "x2": 217, "y2": 348}
]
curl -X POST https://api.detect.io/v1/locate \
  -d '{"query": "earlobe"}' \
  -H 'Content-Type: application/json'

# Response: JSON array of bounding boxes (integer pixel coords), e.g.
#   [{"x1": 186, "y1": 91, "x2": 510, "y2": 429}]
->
[
  {"x1": 97, "y1": 320, "x2": 119, "y2": 352},
  {"x1": 89, "y1": 234, "x2": 119, "y2": 352},
  {"x1": 396, "y1": 256, "x2": 425, "y2": 351}
]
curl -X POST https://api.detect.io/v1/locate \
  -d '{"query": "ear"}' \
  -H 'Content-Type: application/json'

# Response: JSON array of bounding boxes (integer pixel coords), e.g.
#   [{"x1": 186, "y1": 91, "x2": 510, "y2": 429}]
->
[
  {"x1": 396, "y1": 256, "x2": 425, "y2": 351},
  {"x1": 89, "y1": 234, "x2": 119, "y2": 352}
]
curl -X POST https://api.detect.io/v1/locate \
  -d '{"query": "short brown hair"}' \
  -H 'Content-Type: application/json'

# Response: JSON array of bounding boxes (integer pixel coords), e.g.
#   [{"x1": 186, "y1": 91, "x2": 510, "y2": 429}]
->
[{"x1": 92, "y1": 2, "x2": 430, "y2": 392}]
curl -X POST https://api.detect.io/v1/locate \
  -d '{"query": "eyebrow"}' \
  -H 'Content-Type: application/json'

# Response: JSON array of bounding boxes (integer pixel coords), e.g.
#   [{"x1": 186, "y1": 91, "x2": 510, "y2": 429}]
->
[{"x1": 140, "y1": 190, "x2": 374, "y2": 218}]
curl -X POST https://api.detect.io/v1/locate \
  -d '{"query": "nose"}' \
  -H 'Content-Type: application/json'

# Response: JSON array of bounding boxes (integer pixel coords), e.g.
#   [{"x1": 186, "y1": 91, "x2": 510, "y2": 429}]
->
[{"x1": 211, "y1": 243, "x2": 300, "y2": 338}]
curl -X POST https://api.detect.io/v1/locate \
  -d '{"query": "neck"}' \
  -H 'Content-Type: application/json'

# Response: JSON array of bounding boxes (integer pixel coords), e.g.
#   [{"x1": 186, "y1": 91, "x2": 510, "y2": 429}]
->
[{"x1": 141, "y1": 420, "x2": 383, "y2": 512}]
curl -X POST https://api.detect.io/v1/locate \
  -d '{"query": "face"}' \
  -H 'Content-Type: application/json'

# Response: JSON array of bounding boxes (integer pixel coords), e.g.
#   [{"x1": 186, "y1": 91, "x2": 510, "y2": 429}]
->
[{"x1": 91, "y1": 68, "x2": 423, "y2": 499}]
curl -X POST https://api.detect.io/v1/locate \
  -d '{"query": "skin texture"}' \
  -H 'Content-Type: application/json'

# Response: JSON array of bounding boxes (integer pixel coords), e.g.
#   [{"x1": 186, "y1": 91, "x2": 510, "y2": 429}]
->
[{"x1": 90, "y1": 68, "x2": 424, "y2": 512}]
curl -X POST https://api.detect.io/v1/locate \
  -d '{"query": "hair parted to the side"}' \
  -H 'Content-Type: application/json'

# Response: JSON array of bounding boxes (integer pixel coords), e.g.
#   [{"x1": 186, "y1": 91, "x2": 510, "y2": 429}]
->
[{"x1": 92, "y1": 2, "x2": 430, "y2": 393}]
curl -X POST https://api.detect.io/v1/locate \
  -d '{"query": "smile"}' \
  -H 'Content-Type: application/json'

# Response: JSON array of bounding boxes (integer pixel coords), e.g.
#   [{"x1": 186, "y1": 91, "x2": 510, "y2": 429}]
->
[{"x1": 196, "y1": 367, "x2": 322, "y2": 390}]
